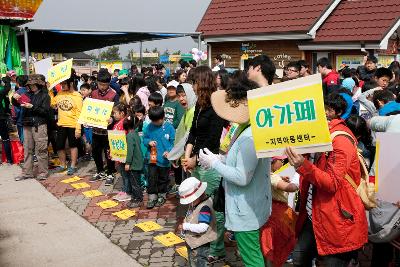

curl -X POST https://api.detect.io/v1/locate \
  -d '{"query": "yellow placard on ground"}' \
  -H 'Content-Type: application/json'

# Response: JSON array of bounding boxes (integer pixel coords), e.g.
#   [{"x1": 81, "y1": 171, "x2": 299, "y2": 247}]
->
[
  {"x1": 112, "y1": 209, "x2": 136, "y2": 220},
  {"x1": 48, "y1": 59, "x2": 73, "y2": 88},
  {"x1": 154, "y1": 232, "x2": 185, "y2": 247},
  {"x1": 96, "y1": 200, "x2": 119, "y2": 209},
  {"x1": 78, "y1": 98, "x2": 114, "y2": 129},
  {"x1": 175, "y1": 246, "x2": 188, "y2": 260},
  {"x1": 60, "y1": 176, "x2": 81, "y2": 184},
  {"x1": 82, "y1": 190, "x2": 103, "y2": 198},
  {"x1": 108, "y1": 130, "x2": 127, "y2": 162},
  {"x1": 70, "y1": 182, "x2": 90, "y2": 189},
  {"x1": 135, "y1": 221, "x2": 163, "y2": 232},
  {"x1": 247, "y1": 74, "x2": 332, "y2": 158}
]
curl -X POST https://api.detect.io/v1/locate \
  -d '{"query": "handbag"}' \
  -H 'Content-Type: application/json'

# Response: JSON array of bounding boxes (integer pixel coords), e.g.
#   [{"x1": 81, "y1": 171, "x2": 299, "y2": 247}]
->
[{"x1": 368, "y1": 199, "x2": 400, "y2": 243}]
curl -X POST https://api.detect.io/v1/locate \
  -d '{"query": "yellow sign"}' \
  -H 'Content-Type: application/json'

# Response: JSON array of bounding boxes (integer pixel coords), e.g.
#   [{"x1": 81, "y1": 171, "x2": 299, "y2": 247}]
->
[
  {"x1": 96, "y1": 200, "x2": 119, "y2": 209},
  {"x1": 60, "y1": 176, "x2": 81, "y2": 183},
  {"x1": 108, "y1": 130, "x2": 127, "y2": 162},
  {"x1": 82, "y1": 190, "x2": 103, "y2": 198},
  {"x1": 100, "y1": 61, "x2": 123, "y2": 72},
  {"x1": 70, "y1": 182, "x2": 90, "y2": 189},
  {"x1": 154, "y1": 232, "x2": 185, "y2": 247},
  {"x1": 247, "y1": 74, "x2": 332, "y2": 158},
  {"x1": 336, "y1": 55, "x2": 363, "y2": 70},
  {"x1": 175, "y1": 246, "x2": 188, "y2": 260},
  {"x1": 48, "y1": 59, "x2": 73, "y2": 88},
  {"x1": 112, "y1": 209, "x2": 136, "y2": 220},
  {"x1": 78, "y1": 98, "x2": 114, "y2": 129},
  {"x1": 135, "y1": 221, "x2": 163, "y2": 232}
]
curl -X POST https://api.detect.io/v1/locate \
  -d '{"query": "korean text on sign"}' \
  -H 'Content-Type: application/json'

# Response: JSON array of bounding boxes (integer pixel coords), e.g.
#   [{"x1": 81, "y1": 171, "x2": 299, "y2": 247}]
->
[
  {"x1": 108, "y1": 130, "x2": 127, "y2": 163},
  {"x1": 47, "y1": 59, "x2": 73, "y2": 88},
  {"x1": 247, "y1": 74, "x2": 332, "y2": 158},
  {"x1": 78, "y1": 98, "x2": 114, "y2": 129}
]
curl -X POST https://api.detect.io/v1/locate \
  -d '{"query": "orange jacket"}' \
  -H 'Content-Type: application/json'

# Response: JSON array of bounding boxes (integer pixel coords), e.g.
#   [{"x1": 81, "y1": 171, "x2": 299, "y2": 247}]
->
[{"x1": 295, "y1": 119, "x2": 368, "y2": 256}]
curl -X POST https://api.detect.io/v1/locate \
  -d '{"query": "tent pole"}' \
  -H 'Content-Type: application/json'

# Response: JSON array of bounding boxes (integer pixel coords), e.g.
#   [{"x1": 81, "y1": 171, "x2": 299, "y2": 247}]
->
[
  {"x1": 139, "y1": 41, "x2": 143, "y2": 70},
  {"x1": 23, "y1": 27, "x2": 30, "y2": 74}
]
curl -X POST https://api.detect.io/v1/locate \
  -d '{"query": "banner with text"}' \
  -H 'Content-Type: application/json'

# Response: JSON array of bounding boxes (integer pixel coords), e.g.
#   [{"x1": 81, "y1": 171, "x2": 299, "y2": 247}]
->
[
  {"x1": 108, "y1": 130, "x2": 127, "y2": 162},
  {"x1": 247, "y1": 74, "x2": 332, "y2": 158},
  {"x1": 78, "y1": 98, "x2": 113, "y2": 129},
  {"x1": 47, "y1": 59, "x2": 73, "y2": 88}
]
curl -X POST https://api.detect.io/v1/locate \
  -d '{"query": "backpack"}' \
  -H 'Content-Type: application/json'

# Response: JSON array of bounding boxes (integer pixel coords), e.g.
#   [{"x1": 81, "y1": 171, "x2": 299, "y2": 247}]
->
[{"x1": 330, "y1": 131, "x2": 377, "y2": 210}]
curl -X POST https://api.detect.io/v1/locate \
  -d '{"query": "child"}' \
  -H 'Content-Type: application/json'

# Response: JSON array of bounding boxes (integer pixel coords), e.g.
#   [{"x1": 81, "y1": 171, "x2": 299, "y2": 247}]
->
[
  {"x1": 133, "y1": 104, "x2": 148, "y2": 190},
  {"x1": 111, "y1": 103, "x2": 130, "y2": 199},
  {"x1": 164, "y1": 83, "x2": 184, "y2": 129},
  {"x1": 178, "y1": 177, "x2": 217, "y2": 267},
  {"x1": 80, "y1": 83, "x2": 92, "y2": 160},
  {"x1": 260, "y1": 157, "x2": 299, "y2": 267},
  {"x1": 143, "y1": 106, "x2": 175, "y2": 208},
  {"x1": 124, "y1": 115, "x2": 144, "y2": 208}
]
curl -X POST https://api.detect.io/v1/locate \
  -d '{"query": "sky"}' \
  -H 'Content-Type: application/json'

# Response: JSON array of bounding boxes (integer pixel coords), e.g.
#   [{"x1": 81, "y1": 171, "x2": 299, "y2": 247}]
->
[{"x1": 26, "y1": 0, "x2": 211, "y2": 57}]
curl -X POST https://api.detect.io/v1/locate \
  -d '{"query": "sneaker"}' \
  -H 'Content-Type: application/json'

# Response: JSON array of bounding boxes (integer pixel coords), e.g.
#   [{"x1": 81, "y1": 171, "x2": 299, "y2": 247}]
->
[
  {"x1": 37, "y1": 175, "x2": 48, "y2": 181},
  {"x1": 15, "y1": 175, "x2": 33, "y2": 181},
  {"x1": 112, "y1": 191, "x2": 124, "y2": 200},
  {"x1": 155, "y1": 196, "x2": 166, "y2": 207},
  {"x1": 67, "y1": 166, "x2": 78, "y2": 176},
  {"x1": 207, "y1": 255, "x2": 226, "y2": 264},
  {"x1": 104, "y1": 174, "x2": 114, "y2": 186},
  {"x1": 113, "y1": 192, "x2": 131, "y2": 202},
  {"x1": 168, "y1": 184, "x2": 179, "y2": 195},
  {"x1": 90, "y1": 172, "x2": 106, "y2": 182},
  {"x1": 128, "y1": 200, "x2": 142, "y2": 208},
  {"x1": 52, "y1": 165, "x2": 67, "y2": 173},
  {"x1": 147, "y1": 199, "x2": 157, "y2": 209}
]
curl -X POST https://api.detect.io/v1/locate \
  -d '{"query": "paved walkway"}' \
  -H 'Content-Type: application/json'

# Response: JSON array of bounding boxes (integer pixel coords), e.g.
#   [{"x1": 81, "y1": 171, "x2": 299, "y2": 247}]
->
[
  {"x1": 0, "y1": 164, "x2": 140, "y2": 267},
  {"x1": 1, "y1": 160, "x2": 243, "y2": 267}
]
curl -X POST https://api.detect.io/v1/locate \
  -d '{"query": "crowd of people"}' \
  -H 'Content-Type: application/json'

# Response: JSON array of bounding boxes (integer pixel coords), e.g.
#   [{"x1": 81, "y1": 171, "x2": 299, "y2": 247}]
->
[{"x1": 0, "y1": 53, "x2": 399, "y2": 266}]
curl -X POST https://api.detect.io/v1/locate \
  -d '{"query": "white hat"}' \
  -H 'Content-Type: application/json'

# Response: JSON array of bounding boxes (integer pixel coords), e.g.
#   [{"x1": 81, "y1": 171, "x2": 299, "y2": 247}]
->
[
  {"x1": 179, "y1": 177, "x2": 207, "y2": 205},
  {"x1": 167, "y1": 80, "x2": 179, "y2": 88}
]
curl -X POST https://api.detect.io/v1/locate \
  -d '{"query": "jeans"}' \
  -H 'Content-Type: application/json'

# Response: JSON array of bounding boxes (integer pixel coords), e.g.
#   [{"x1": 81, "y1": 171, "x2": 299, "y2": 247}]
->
[
  {"x1": 127, "y1": 170, "x2": 143, "y2": 201},
  {"x1": 117, "y1": 164, "x2": 132, "y2": 194},
  {"x1": 17, "y1": 125, "x2": 24, "y2": 144},
  {"x1": 293, "y1": 219, "x2": 358, "y2": 267},
  {"x1": 187, "y1": 244, "x2": 209, "y2": 267},
  {"x1": 92, "y1": 133, "x2": 115, "y2": 174},
  {"x1": 148, "y1": 164, "x2": 170, "y2": 195},
  {"x1": 0, "y1": 119, "x2": 12, "y2": 163}
]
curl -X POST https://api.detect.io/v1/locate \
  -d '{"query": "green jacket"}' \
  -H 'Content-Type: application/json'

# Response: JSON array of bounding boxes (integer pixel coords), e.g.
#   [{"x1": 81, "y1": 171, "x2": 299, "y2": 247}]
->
[{"x1": 126, "y1": 131, "x2": 144, "y2": 171}]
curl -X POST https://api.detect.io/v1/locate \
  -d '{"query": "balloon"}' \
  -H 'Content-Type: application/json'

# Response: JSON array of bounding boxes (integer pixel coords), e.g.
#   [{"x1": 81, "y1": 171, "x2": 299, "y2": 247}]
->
[
  {"x1": 200, "y1": 54, "x2": 207, "y2": 61},
  {"x1": 197, "y1": 51, "x2": 203, "y2": 56},
  {"x1": 193, "y1": 55, "x2": 201, "y2": 62},
  {"x1": 191, "y1": 48, "x2": 199, "y2": 54}
]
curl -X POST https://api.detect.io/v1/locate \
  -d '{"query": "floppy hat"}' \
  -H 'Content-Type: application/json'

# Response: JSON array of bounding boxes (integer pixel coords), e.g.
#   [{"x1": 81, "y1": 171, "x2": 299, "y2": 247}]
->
[
  {"x1": 179, "y1": 177, "x2": 207, "y2": 205},
  {"x1": 167, "y1": 80, "x2": 179, "y2": 89},
  {"x1": 211, "y1": 90, "x2": 249, "y2": 124},
  {"x1": 26, "y1": 74, "x2": 46, "y2": 86}
]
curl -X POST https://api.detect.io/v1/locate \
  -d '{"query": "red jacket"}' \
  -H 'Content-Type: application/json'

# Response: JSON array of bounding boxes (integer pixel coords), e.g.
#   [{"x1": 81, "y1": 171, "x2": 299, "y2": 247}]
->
[
  {"x1": 323, "y1": 71, "x2": 340, "y2": 87},
  {"x1": 295, "y1": 119, "x2": 368, "y2": 256}
]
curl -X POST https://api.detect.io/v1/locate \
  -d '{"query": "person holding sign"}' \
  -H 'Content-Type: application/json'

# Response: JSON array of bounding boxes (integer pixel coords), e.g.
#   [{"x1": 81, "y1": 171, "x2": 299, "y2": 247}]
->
[
  {"x1": 89, "y1": 69, "x2": 119, "y2": 182},
  {"x1": 285, "y1": 92, "x2": 368, "y2": 267},
  {"x1": 199, "y1": 71, "x2": 274, "y2": 267},
  {"x1": 51, "y1": 70, "x2": 83, "y2": 175}
]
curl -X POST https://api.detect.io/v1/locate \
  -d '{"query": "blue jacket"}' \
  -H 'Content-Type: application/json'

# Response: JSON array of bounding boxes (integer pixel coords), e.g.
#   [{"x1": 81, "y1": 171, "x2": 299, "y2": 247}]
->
[
  {"x1": 143, "y1": 122, "x2": 175, "y2": 167},
  {"x1": 212, "y1": 127, "x2": 272, "y2": 231},
  {"x1": 109, "y1": 77, "x2": 121, "y2": 95}
]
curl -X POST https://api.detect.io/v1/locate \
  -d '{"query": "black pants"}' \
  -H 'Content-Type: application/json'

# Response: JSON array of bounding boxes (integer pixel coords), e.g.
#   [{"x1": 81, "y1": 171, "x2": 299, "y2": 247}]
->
[
  {"x1": 148, "y1": 164, "x2": 169, "y2": 195},
  {"x1": 0, "y1": 119, "x2": 12, "y2": 163},
  {"x1": 172, "y1": 165, "x2": 183, "y2": 185},
  {"x1": 92, "y1": 133, "x2": 115, "y2": 174},
  {"x1": 293, "y1": 218, "x2": 358, "y2": 267},
  {"x1": 128, "y1": 170, "x2": 143, "y2": 201},
  {"x1": 371, "y1": 242, "x2": 395, "y2": 267}
]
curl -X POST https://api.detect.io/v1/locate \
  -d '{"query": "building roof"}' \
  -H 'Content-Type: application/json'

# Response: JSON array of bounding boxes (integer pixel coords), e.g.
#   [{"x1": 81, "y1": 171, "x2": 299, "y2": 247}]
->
[
  {"x1": 64, "y1": 52, "x2": 93, "y2": 60},
  {"x1": 196, "y1": 0, "x2": 334, "y2": 37},
  {"x1": 313, "y1": 0, "x2": 400, "y2": 42}
]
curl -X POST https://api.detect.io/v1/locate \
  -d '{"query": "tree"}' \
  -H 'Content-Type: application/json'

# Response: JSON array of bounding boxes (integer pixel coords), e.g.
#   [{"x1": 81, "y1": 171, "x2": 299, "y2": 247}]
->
[
  {"x1": 99, "y1": 46, "x2": 121, "y2": 61},
  {"x1": 152, "y1": 48, "x2": 159, "y2": 54},
  {"x1": 125, "y1": 49, "x2": 136, "y2": 61},
  {"x1": 162, "y1": 49, "x2": 170, "y2": 56},
  {"x1": 144, "y1": 48, "x2": 150, "y2": 53},
  {"x1": 172, "y1": 50, "x2": 181, "y2": 55}
]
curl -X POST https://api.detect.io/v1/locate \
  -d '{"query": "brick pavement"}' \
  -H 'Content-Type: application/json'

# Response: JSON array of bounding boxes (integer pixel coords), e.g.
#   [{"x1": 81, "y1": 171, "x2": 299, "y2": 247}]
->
[{"x1": 40, "y1": 160, "x2": 245, "y2": 267}]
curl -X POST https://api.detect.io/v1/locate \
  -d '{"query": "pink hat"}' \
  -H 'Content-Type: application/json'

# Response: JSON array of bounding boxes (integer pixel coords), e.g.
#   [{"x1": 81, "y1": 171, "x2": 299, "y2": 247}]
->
[
  {"x1": 272, "y1": 155, "x2": 287, "y2": 161},
  {"x1": 7, "y1": 70, "x2": 16, "y2": 77}
]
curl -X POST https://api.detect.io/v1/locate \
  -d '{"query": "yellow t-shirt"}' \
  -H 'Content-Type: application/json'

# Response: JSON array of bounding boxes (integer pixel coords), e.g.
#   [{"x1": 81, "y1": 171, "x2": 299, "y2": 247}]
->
[{"x1": 51, "y1": 90, "x2": 83, "y2": 133}]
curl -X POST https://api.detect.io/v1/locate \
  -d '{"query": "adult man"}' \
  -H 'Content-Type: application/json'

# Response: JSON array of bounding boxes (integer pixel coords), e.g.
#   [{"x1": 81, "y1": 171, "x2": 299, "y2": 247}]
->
[
  {"x1": 286, "y1": 93, "x2": 368, "y2": 267},
  {"x1": 89, "y1": 69, "x2": 119, "y2": 185},
  {"x1": 317, "y1": 57, "x2": 340, "y2": 96},
  {"x1": 247, "y1": 54, "x2": 276, "y2": 87},
  {"x1": 357, "y1": 55, "x2": 378, "y2": 82},
  {"x1": 212, "y1": 55, "x2": 224, "y2": 71}
]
